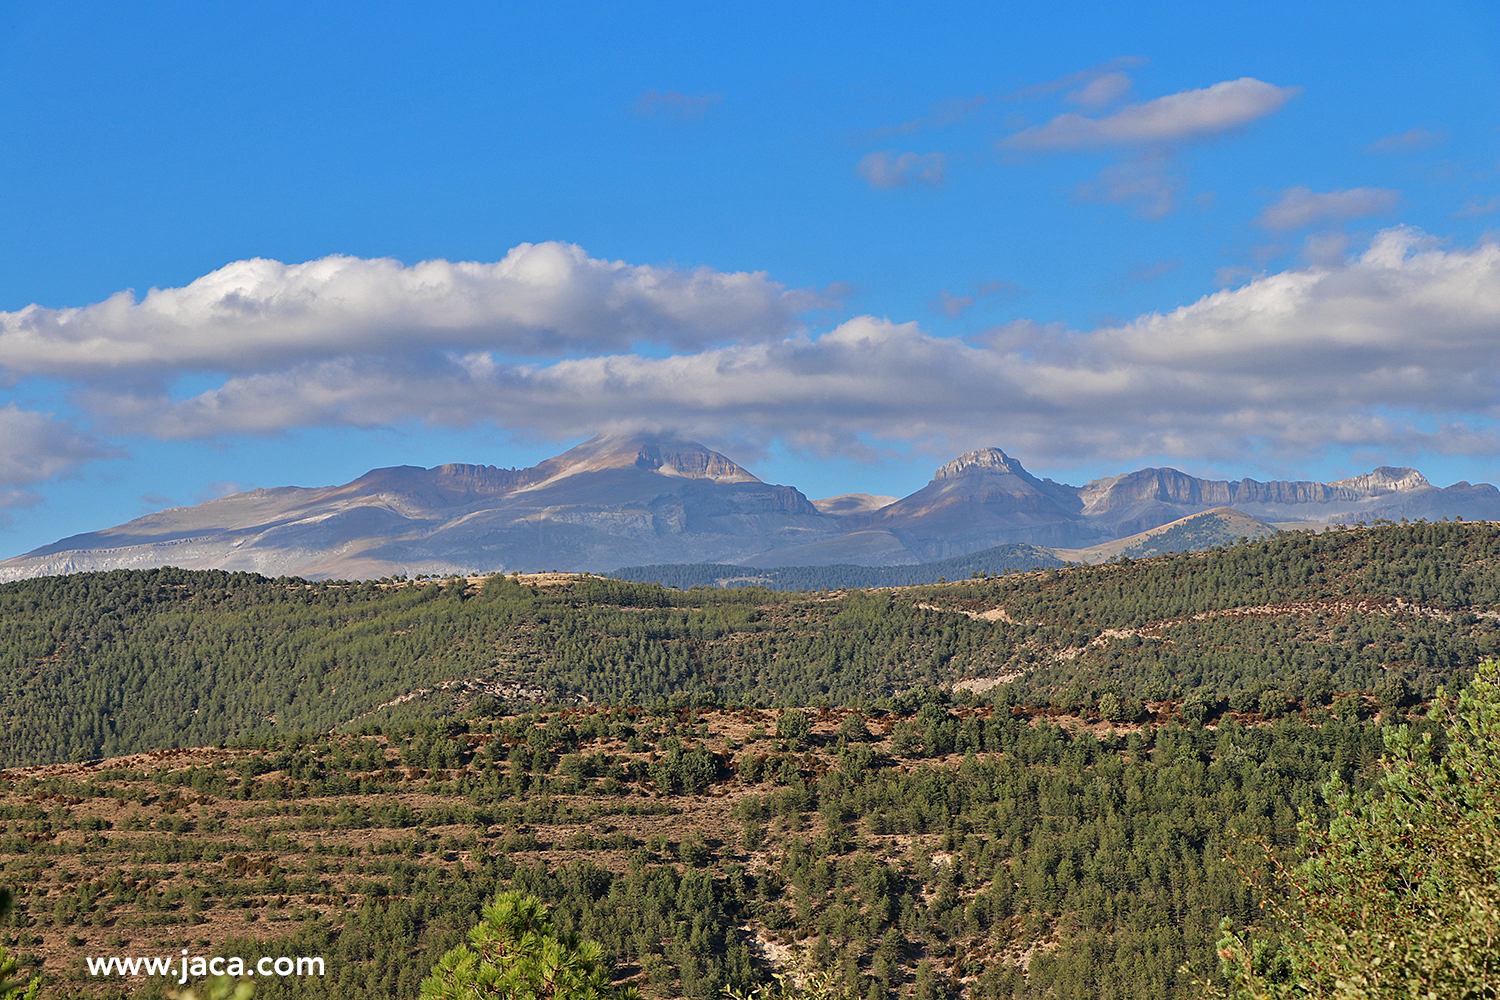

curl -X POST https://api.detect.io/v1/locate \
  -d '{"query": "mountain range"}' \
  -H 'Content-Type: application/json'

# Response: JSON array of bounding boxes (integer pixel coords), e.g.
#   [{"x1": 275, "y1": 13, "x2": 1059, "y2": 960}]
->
[{"x1": 3, "y1": 432, "x2": 1498, "y2": 582}]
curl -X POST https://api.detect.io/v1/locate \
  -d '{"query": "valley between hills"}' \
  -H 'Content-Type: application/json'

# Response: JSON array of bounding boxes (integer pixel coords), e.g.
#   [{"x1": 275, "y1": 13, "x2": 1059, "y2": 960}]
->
[{"x1": 1, "y1": 520, "x2": 1498, "y2": 998}]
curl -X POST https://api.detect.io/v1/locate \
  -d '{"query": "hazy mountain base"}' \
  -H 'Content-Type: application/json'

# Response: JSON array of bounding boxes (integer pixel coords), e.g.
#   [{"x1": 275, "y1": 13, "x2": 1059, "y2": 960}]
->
[
  {"x1": 611, "y1": 544, "x2": 1066, "y2": 591},
  {"x1": 0, "y1": 700, "x2": 1404, "y2": 1000},
  {"x1": 612, "y1": 508, "x2": 1282, "y2": 591}
]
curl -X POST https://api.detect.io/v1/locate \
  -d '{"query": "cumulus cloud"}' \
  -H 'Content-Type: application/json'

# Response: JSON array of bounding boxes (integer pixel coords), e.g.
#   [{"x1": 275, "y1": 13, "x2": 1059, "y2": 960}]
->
[
  {"x1": 83, "y1": 228, "x2": 1500, "y2": 468},
  {"x1": 1004, "y1": 78, "x2": 1297, "y2": 150},
  {"x1": 1255, "y1": 186, "x2": 1401, "y2": 231},
  {"x1": 858, "y1": 151, "x2": 947, "y2": 189},
  {"x1": 0, "y1": 243, "x2": 830, "y2": 380},
  {"x1": 0, "y1": 405, "x2": 116, "y2": 504},
  {"x1": 13, "y1": 230, "x2": 1500, "y2": 492}
]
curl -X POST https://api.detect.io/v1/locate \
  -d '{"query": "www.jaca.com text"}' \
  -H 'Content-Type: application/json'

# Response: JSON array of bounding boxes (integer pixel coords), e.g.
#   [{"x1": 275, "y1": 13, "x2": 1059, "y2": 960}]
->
[{"x1": 86, "y1": 952, "x2": 325, "y2": 983}]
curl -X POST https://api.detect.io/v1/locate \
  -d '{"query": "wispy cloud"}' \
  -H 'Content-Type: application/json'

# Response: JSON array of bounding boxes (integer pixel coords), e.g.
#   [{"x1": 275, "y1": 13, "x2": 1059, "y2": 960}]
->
[
  {"x1": 1365, "y1": 127, "x2": 1446, "y2": 153},
  {"x1": 930, "y1": 278, "x2": 1020, "y2": 318},
  {"x1": 196, "y1": 481, "x2": 252, "y2": 503},
  {"x1": 857, "y1": 151, "x2": 947, "y2": 189},
  {"x1": 865, "y1": 95, "x2": 988, "y2": 141},
  {"x1": 1214, "y1": 265, "x2": 1256, "y2": 288},
  {"x1": 1455, "y1": 196, "x2": 1499, "y2": 219},
  {"x1": 1067, "y1": 72, "x2": 1133, "y2": 111},
  {"x1": 1004, "y1": 78, "x2": 1298, "y2": 151},
  {"x1": 633, "y1": 89, "x2": 722, "y2": 120},
  {"x1": 1255, "y1": 186, "x2": 1401, "y2": 231},
  {"x1": 1075, "y1": 151, "x2": 1181, "y2": 218},
  {"x1": 0, "y1": 405, "x2": 115, "y2": 506},
  {"x1": 1127, "y1": 259, "x2": 1180, "y2": 282},
  {"x1": 1003, "y1": 56, "x2": 1150, "y2": 103},
  {"x1": 1002, "y1": 76, "x2": 1296, "y2": 218}
]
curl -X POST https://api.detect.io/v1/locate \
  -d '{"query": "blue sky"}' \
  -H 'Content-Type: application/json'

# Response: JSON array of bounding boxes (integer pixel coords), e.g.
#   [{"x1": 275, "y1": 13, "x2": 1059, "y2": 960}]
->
[{"x1": 2, "y1": 0, "x2": 1498, "y2": 557}]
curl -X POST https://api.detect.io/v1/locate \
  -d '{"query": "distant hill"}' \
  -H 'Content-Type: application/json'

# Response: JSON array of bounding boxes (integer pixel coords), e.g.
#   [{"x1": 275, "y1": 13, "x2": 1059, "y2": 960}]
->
[
  {"x1": 4, "y1": 520, "x2": 1499, "y2": 769},
  {"x1": 1053, "y1": 506, "x2": 1283, "y2": 563}
]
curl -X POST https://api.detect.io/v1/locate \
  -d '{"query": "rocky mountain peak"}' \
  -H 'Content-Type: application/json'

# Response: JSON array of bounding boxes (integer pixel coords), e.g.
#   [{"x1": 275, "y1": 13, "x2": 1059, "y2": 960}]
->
[
  {"x1": 1328, "y1": 466, "x2": 1430, "y2": 496},
  {"x1": 932, "y1": 448, "x2": 1033, "y2": 481},
  {"x1": 526, "y1": 432, "x2": 761, "y2": 488}
]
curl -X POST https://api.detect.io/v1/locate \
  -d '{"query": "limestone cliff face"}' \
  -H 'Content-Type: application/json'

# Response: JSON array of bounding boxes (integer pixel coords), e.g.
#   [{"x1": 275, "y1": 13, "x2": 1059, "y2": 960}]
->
[
  {"x1": 1079, "y1": 465, "x2": 1433, "y2": 515},
  {"x1": 1328, "y1": 467, "x2": 1430, "y2": 496},
  {"x1": 1079, "y1": 468, "x2": 1334, "y2": 511}
]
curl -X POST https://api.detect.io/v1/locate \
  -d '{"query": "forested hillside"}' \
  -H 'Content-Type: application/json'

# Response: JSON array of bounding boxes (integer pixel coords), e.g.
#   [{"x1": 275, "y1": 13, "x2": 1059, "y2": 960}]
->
[
  {"x1": 0, "y1": 697, "x2": 1405, "y2": 999},
  {"x1": 2, "y1": 521, "x2": 1498, "y2": 769},
  {"x1": 0, "y1": 521, "x2": 1496, "y2": 997}
]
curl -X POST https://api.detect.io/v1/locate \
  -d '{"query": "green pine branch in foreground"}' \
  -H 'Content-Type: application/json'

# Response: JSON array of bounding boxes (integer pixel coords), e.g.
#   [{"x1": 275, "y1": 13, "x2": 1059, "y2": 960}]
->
[{"x1": 1203, "y1": 662, "x2": 1500, "y2": 999}]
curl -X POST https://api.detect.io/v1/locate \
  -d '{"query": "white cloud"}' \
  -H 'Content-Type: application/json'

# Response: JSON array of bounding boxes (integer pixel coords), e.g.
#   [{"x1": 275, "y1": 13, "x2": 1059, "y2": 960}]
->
[
  {"x1": 11, "y1": 229, "x2": 1500, "y2": 495},
  {"x1": 1255, "y1": 186, "x2": 1401, "y2": 231},
  {"x1": 90, "y1": 229, "x2": 1500, "y2": 468},
  {"x1": 857, "y1": 151, "x2": 947, "y2": 189},
  {"x1": 1005, "y1": 78, "x2": 1298, "y2": 151},
  {"x1": 0, "y1": 405, "x2": 115, "y2": 504},
  {"x1": 0, "y1": 243, "x2": 831, "y2": 380}
]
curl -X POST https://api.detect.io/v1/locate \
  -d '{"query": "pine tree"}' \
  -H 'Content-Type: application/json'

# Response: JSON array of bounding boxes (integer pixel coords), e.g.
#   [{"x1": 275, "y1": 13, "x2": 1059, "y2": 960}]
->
[
  {"x1": 420, "y1": 890, "x2": 638, "y2": 1000},
  {"x1": 1204, "y1": 663, "x2": 1500, "y2": 998}
]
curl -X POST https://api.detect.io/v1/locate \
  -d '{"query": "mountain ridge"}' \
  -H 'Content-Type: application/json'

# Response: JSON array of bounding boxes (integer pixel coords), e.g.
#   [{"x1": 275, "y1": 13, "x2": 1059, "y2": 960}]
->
[{"x1": 3, "y1": 434, "x2": 1498, "y2": 581}]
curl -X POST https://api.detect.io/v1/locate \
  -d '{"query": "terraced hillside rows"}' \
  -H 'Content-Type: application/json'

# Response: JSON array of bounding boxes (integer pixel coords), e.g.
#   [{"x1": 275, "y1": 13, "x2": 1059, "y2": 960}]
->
[{"x1": 0, "y1": 700, "x2": 1401, "y2": 999}]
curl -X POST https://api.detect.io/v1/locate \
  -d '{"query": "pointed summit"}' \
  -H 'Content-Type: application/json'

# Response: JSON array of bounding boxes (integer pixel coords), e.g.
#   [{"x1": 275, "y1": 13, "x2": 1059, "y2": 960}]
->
[
  {"x1": 524, "y1": 432, "x2": 760, "y2": 489},
  {"x1": 932, "y1": 447, "x2": 1034, "y2": 481},
  {"x1": 867, "y1": 446, "x2": 1090, "y2": 558}
]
